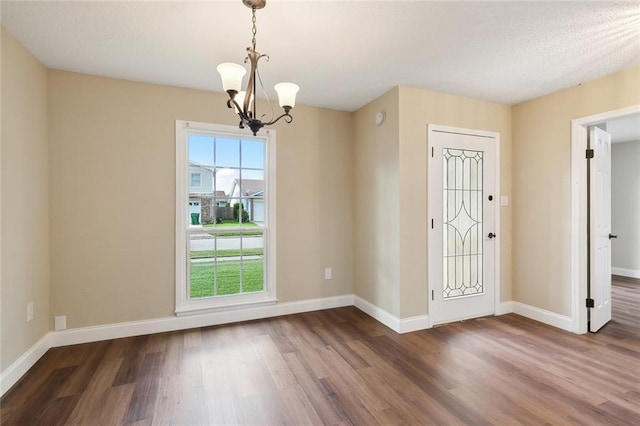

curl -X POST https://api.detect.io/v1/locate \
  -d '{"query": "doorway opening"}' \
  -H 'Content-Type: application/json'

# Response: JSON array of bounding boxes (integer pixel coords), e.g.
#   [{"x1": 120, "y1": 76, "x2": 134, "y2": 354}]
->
[{"x1": 570, "y1": 104, "x2": 640, "y2": 334}]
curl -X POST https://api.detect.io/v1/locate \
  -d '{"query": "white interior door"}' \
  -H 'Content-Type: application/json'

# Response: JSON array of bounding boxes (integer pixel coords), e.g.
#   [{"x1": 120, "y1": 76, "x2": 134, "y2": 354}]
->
[
  {"x1": 589, "y1": 126, "x2": 612, "y2": 332},
  {"x1": 428, "y1": 127, "x2": 497, "y2": 325}
]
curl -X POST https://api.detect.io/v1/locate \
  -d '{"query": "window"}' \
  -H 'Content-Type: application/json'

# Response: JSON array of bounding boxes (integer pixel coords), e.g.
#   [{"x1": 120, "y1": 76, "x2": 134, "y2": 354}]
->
[
  {"x1": 190, "y1": 172, "x2": 202, "y2": 188},
  {"x1": 175, "y1": 121, "x2": 276, "y2": 315}
]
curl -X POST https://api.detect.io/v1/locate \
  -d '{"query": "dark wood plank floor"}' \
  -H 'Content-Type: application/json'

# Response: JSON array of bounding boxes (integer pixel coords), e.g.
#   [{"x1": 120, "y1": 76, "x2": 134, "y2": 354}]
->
[{"x1": 2, "y1": 280, "x2": 639, "y2": 425}]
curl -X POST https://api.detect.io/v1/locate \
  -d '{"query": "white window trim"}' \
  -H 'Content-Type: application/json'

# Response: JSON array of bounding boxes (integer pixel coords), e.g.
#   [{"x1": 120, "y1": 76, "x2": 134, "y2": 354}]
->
[
  {"x1": 190, "y1": 172, "x2": 202, "y2": 189},
  {"x1": 175, "y1": 120, "x2": 277, "y2": 316}
]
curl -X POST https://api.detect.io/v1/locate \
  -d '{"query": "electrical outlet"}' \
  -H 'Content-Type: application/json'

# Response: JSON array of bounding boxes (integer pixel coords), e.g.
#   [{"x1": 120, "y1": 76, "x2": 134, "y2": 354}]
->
[
  {"x1": 54, "y1": 315, "x2": 67, "y2": 331},
  {"x1": 27, "y1": 302, "x2": 34, "y2": 322},
  {"x1": 324, "y1": 267, "x2": 332, "y2": 280}
]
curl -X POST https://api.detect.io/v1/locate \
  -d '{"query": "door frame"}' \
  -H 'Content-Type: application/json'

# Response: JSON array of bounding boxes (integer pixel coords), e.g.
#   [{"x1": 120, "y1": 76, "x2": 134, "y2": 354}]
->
[
  {"x1": 570, "y1": 104, "x2": 640, "y2": 334},
  {"x1": 427, "y1": 124, "x2": 501, "y2": 327}
]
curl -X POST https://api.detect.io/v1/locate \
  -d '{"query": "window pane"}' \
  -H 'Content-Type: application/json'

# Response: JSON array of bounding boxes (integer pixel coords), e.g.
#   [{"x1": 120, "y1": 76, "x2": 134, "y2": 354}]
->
[
  {"x1": 216, "y1": 137, "x2": 240, "y2": 168},
  {"x1": 190, "y1": 233, "x2": 215, "y2": 297},
  {"x1": 239, "y1": 169, "x2": 264, "y2": 182},
  {"x1": 189, "y1": 231, "x2": 264, "y2": 298},
  {"x1": 241, "y1": 235, "x2": 264, "y2": 293},
  {"x1": 241, "y1": 139, "x2": 264, "y2": 170},
  {"x1": 214, "y1": 167, "x2": 239, "y2": 201},
  {"x1": 188, "y1": 134, "x2": 214, "y2": 166},
  {"x1": 216, "y1": 259, "x2": 242, "y2": 295},
  {"x1": 206, "y1": 198, "x2": 255, "y2": 228},
  {"x1": 236, "y1": 175, "x2": 264, "y2": 225}
]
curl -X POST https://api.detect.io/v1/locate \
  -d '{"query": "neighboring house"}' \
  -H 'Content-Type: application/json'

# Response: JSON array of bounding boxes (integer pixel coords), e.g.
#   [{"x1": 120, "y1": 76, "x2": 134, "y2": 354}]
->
[
  {"x1": 188, "y1": 162, "x2": 227, "y2": 224},
  {"x1": 227, "y1": 178, "x2": 265, "y2": 223},
  {"x1": 188, "y1": 162, "x2": 214, "y2": 193}
]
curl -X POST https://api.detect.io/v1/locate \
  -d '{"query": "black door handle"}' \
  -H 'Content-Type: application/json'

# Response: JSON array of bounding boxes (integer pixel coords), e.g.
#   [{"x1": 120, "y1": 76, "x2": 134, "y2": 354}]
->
[
  {"x1": 609, "y1": 234, "x2": 618, "y2": 239},
  {"x1": 488, "y1": 233, "x2": 496, "y2": 239}
]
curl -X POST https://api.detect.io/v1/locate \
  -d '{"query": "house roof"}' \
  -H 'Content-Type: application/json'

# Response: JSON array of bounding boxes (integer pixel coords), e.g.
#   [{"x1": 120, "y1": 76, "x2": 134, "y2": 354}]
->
[
  {"x1": 230, "y1": 179, "x2": 264, "y2": 198},
  {"x1": 188, "y1": 161, "x2": 214, "y2": 173}
]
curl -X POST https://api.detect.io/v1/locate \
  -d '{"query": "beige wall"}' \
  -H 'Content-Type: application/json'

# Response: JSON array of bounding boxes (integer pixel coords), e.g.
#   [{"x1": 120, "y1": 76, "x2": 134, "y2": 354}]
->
[
  {"x1": 1, "y1": 29, "x2": 50, "y2": 371},
  {"x1": 512, "y1": 66, "x2": 640, "y2": 316},
  {"x1": 398, "y1": 86, "x2": 512, "y2": 318},
  {"x1": 352, "y1": 86, "x2": 512, "y2": 319},
  {"x1": 48, "y1": 70, "x2": 354, "y2": 329},
  {"x1": 353, "y1": 88, "x2": 401, "y2": 316}
]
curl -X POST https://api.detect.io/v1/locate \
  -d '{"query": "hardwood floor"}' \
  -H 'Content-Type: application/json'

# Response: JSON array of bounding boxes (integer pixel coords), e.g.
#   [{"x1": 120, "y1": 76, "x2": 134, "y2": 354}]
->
[
  {"x1": 2, "y1": 282, "x2": 639, "y2": 425},
  {"x1": 604, "y1": 275, "x2": 640, "y2": 339}
]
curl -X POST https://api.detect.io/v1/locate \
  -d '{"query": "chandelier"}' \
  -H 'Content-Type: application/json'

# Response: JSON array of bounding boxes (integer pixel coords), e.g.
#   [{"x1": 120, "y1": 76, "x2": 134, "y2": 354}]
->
[{"x1": 217, "y1": 0, "x2": 299, "y2": 136}]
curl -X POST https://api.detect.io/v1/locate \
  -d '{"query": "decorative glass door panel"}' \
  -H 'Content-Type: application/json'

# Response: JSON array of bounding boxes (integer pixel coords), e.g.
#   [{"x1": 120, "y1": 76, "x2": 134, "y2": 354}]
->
[{"x1": 443, "y1": 149, "x2": 484, "y2": 299}]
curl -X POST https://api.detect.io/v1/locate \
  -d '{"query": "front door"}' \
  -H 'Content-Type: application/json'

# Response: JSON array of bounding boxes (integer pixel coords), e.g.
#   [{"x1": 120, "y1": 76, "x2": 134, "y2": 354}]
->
[
  {"x1": 588, "y1": 126, "x2": 612, "y2": 332},
  {"x1": 428, "y1": 126, "x2": 497, "y2": 325}
]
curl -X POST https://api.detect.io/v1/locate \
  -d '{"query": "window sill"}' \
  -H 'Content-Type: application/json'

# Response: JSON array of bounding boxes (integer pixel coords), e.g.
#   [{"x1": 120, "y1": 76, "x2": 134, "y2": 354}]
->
[{"x1": 175, "y1": 297, "x2": 277, "y2": 317}]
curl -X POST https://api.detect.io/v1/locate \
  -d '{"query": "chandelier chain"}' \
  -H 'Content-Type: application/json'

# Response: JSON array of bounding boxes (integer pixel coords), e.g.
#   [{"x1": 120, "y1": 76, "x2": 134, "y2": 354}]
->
[{"x1": 251, "y1": 7, "x2": 257, "y2": 51}]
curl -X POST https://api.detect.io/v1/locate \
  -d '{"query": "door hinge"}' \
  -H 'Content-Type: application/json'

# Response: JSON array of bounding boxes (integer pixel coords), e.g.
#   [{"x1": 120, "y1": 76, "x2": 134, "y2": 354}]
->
[
  {"x1": 586, "y1": 149, "x2": 594, "y2": 159},
  {"x1": 586, "y1": 298, "x2": 594, "y2": 308}
]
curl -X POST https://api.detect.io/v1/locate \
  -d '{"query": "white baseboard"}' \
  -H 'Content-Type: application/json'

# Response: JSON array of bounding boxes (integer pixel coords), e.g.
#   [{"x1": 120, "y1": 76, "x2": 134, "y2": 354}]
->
[
  {"x1": 352, "y1": 296, "x2": 430, "y2": 334},
  {"x1": 512, "y1": 302, "x2": 573, "y2": 332},
  {"x1": 0, "y1": 334, "x2": 50, "y2": 397},
  {"x1": 496, "y1": 301, "x2": 514, "y2": 315},
  {"x1": 353, "y1": 296, "x2": 400, "y2": 332},
  {"x1": 398, "y1": 314, "x2": 430, "y2": 333},
  {"x1": 50, "y1": 294, "x2": 354, "y2": 348},
  {"x1": 612, "y1": 267, "x2": 640, "y2": 279}
]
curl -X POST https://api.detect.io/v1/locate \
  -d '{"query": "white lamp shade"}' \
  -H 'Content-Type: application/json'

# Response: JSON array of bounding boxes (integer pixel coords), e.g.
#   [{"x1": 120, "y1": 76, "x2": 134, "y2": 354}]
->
[
  {"x1": 233, "y1": 91, "x2": 254, "y2": 113},
  {"x1": 274, "y1": 82, "x2": 300, "y2": 108},
  {"x1": 217, "y1": 63, "x2": 246, "y2": 93},
  {"x1": 234, "y1": 91, "x2": 246, "y2": 113}
]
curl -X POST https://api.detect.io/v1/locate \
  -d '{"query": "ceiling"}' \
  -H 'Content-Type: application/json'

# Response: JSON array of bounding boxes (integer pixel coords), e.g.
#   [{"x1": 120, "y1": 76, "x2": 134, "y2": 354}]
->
[{"x1": 1, "y1": 1, "x2": 639, "y2": 112}]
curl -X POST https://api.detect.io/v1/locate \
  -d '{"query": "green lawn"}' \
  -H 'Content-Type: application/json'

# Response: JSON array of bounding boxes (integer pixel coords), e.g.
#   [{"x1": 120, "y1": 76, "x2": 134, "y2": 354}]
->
[
  {"x1": 190, "y1": 248, "x2": 263, "y2": 259},
  {"x1": 190, "y1": 259, "x2": 264, "y2": 298},
  {"x1": 201, "y1": 220, "x2": 263, "y2": 237}
]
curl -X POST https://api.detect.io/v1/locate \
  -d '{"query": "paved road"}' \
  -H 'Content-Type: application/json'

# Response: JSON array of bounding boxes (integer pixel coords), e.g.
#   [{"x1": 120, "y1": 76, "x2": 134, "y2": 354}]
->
[{"x1": 190, "y1": 236, "x2": 263, "y2": 251}]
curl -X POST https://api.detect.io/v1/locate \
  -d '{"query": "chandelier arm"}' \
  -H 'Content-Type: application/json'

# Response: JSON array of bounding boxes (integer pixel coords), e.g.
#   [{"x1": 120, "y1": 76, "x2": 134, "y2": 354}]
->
[
  {"x1": 263, "y1": 111, "x2": 293, "y2": 126},
  {"x1": 243, "y1": 50, "x2": 259, "y2": 117},
  {"x1": 255, "y1": 57, "x2": 274, "y2": 122}
]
